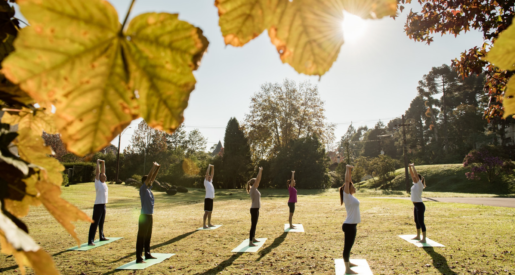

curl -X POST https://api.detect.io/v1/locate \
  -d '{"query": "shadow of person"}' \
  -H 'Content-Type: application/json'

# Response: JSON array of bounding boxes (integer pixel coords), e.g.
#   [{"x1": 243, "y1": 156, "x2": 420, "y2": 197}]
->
[
  {"x1": 257, "y1": 232, "x2": 288, "y2": 261},
  {"x1": 423, "y1": 247, "x2": 457, "y2": 274},
  {"x1": 109, "y1": 230, "x2": 197, "y2": 264},
  {"x1": 197, "y1": 253, "x2": 244, "y2": 275}
]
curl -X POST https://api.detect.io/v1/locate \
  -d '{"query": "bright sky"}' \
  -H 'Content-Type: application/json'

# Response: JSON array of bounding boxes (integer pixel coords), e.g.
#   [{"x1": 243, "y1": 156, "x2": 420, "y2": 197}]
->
[{"x1": 108, "y1": 0, "x2": 484, "y2": 152}]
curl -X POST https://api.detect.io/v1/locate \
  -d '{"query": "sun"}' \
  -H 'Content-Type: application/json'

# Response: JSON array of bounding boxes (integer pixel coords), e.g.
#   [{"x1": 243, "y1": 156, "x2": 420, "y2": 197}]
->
[{"x1": 341, "y1": 11, "x2": 368, "y2": 43}]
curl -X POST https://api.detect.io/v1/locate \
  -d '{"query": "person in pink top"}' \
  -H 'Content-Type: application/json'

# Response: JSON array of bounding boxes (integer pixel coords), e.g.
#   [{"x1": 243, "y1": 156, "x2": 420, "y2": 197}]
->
[{"x1": 287, "y1": 171, "x2": 297, "y2": 229}]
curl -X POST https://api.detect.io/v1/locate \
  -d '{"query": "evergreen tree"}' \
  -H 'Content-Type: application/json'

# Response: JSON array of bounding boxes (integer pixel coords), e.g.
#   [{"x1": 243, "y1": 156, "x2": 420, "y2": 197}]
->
[{"x1": 222, "y1": 118, "x2": 252, "y2": 189}]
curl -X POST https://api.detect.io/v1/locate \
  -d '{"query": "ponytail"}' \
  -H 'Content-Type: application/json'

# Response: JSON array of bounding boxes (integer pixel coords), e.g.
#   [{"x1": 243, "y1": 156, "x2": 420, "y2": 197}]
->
[
  {"x1": 418, "y1": 174, "x2": 426, "y2": 188},
  {"x1": 246, "y1": 178, "x2": 256, "y2": 193},
  {"x1": 339, "y1": 185, "x2": 344, "y2": 205}
]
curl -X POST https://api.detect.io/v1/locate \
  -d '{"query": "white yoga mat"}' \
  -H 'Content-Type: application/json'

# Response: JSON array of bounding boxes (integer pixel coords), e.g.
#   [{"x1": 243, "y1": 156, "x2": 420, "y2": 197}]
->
[
  {"x1": 335, "y1": 259, "x2": 373, "y2": 275},
  {"x1": 197, "y1": 225, "x2": 223, "y2": 230},
  {"x1": 67, "y1": 237, "x2": 123, "y2": 251},
  {"x1": 284, "y1": 224, "x2": 304, "y2": 232},
  {"x1": 116, "y1": 253, "x2": 175, "y2": 270},
  {"x1": 231, "y1": 238, "x2": 267, "y2": 253},
  {"x1": 398, "y1": 235, "x2": 445, "y2": 247}
]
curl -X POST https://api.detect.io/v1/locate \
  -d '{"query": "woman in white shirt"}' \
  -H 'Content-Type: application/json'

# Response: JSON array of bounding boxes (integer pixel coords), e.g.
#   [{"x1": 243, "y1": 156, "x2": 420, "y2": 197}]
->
[
  {"x1": 203, "y1": 164, "x2": 215, "y2": 229},
  {"x1": 88, "y1": 159, "x2": 109, "y2": 246},
  {"x1": 409, "y1": 163, "x2": 427, "y2": 243},
  {"x1": 339, "y1": 165, "x2": 360, "y2": 274}
]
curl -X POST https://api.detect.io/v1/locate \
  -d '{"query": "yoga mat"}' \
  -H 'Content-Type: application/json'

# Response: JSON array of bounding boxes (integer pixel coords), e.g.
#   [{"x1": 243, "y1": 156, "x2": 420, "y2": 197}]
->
[
  {"x1": 67, "y1": 237, "x2": 123, "y2": 251},
  {"x1": 116, "y1": 253, "x2": 175, "y2": 270},
  {"x1": 398, "y1": 235, "x2": 445, "y2": 247},
  {"x1": 197, "y1": 225, "x2": 223, "y2": 230},
  {"x1": 284, "y1": 224, "x2": 304, "y2": 232},
  {"x1": 231, "y1": 238, "x2": 267, "y2": 253},
  {"x1": 334, "y1": 259, "x2": 373, "y2": 275}
]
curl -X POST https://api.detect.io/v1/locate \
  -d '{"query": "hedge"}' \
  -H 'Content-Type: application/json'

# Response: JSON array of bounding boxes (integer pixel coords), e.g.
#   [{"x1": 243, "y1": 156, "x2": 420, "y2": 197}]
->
[{"x1": 62, "y1": 162, "x2": 95, "y2": 184}]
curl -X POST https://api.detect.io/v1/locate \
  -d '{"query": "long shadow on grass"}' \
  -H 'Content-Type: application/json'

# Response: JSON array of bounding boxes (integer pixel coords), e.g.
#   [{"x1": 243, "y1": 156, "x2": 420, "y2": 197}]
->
[
  {"x1": 197, "y1": 253, "x2": 244, "y2": 274},
  {"x1": 423, "y1": 247, "x2": 457, "y2": 275},
  {"x1": 108, "y1": 230, "x2": 197, "y2": 264},
  {"x1": 257, "y1": 232, "x2": 288, "y2": 261}
]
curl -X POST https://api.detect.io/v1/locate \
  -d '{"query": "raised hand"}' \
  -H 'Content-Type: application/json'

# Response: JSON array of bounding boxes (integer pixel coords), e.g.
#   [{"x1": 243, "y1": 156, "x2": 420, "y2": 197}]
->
[{"x1": 259, "y1": 167, "x2": 263, "y2": 171}]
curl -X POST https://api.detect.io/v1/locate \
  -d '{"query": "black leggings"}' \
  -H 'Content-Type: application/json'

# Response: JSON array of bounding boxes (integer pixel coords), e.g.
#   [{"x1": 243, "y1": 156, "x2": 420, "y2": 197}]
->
[
  {"x1": 249, "y1": 208, "x2": 259, "y2": 240},
  {"x1": 342, "y1": 223, "x2": 357, "y2": 262},
  {"x1": 88, "y1": 204, "x2": 106, "y2": 243},
  {"x1": 414, "y1": 202, "x2": 426, "y2": 232},
  {"x1": 136, "y1": 214, "x2": 153, "y2": 261}
]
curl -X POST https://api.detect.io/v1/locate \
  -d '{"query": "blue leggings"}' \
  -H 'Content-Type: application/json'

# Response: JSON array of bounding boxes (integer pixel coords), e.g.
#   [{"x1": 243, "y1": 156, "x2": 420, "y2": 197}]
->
[{"x1": 413, "y1": 202, "x2": 426, "y2": 232}]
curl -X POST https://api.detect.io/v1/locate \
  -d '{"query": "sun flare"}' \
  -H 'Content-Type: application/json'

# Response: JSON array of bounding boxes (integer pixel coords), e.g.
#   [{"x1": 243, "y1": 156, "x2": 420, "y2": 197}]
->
[{"x1": 341, "y1": 11, "x2": 368, "y2": 43}]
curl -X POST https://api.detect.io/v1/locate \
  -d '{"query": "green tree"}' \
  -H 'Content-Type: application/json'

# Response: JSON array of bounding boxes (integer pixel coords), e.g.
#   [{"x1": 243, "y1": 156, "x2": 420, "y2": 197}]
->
[
  {"x1": 222, "y1": 118, "x2": 252, "y2": 189},
  {"x1": 400, "y1": 0, "x2": 514, "y2": 119},
  {"x1": 244, "y1": 79, "x2": 334, "y2": 160},
  {"x1": 271, "y1": 136, "x2": 329, "y2": 189},
  {"x1": 185, "y1": 129, "x2": 207, "y2": 156}
]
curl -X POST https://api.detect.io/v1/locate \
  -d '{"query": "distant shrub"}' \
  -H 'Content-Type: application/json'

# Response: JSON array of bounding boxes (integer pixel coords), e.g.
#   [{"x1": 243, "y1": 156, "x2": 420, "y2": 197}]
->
[
  {"x1": 463, "y1": 148, "x2": 515, "y2": 182},
  {"x1": 62, "y1": 173, "x2": 69, "y2": 187},
  {"x1": 130, "y1": 174, "x2": 142, "y2": 183}
]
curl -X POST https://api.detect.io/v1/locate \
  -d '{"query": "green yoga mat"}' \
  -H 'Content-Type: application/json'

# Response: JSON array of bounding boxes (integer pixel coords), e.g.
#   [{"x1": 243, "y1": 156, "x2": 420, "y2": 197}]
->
[
  {"x1": 67, "y1": 237, "x2": 123, "y2": 251},
  {"x1": 398, "y1": 235, "x2": 445, "y2": 247},
  {"x1": 116, "y1": 253, "x2": 175, "y2": 270},
  {"x1": 334, "y1": 259, "x2": 373, "y2": 275},
  {"x1": 231, "y1": 238, "x2": 267, "y2": 253},
  {"x1": 284, "y1": 224, "x2": 304, "y2": 232},
  {"x1": 197, "y1": 225, "x2": 223, "y2": 230}
]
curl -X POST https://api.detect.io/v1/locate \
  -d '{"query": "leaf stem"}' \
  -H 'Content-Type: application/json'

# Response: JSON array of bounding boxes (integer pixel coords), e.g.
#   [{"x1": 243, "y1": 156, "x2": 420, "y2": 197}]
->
[{"x1": 120, "y1": 0, "x2": 137, "y2": 35}]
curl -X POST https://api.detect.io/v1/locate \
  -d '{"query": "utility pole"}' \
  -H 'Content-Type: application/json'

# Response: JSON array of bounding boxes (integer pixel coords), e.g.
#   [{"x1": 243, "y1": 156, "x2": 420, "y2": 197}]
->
[
  {"x1": 397, "y1": 115, "x2": 411, "y2": 193},
  {"x1": 116, "y1": 134, "x2": 121, "y2": 184},
  {"x1": 116, "y1": 127, "x2": 131, "y2": 184}
]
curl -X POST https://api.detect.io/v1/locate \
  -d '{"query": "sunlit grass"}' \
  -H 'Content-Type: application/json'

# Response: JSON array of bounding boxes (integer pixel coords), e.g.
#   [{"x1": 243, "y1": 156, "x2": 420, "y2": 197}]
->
[{"x1": 0, "y1": 183, "x2": 513, "y2": 274}]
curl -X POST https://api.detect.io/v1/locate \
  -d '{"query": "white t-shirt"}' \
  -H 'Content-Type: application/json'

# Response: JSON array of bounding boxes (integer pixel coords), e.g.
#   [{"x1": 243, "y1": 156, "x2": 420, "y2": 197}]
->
[
  {"x1": 343, "y1": 192, "x2": 361, "y2": 224},
  {"x1": 94, "y1": 179, "x2": 108, "y2": 204},
  {"x1": 411, "y1": 180, "x2": 424, "y2": 202},
  {"x1": 204, "y1": 179, "x2": 215, "y2": 199}
]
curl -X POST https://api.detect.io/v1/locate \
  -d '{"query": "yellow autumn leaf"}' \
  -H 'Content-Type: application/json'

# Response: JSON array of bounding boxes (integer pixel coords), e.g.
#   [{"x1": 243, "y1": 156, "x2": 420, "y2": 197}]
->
[
  {"x1": 342, "y1": 0, "x2": 398, "y2": 19},
  {"x1": 0, "y1": 200, "x2": 59, "y2": 275},
  {"x1": 15, "y1": 129, "x2": 64, "y2": 186},
  {"x1": 502, "y1": 77, "x2": 515, "y2": 118},
  {"x1": 5, "y1": 174, "x2": 42, "y2": 218},
  {"x1": 485, "y1": 21, "x2": 515, "y2": 71},
  {"x1": 216, "y1": 0, "x2": 396, "y2": 76},
  {"x1": 1, "y1": 107, "x2": 56, "y2": 135},
  {"x1": 123, "y1": 13, "x2": 209, "y2": 132},
  {"x1": 35, "y1": 180, "x2": 93, "y2": 246},
  {"x1": 2, "y1": 0, "x2": 137, "y2": 156},
  {"x1": 215, "y1": 0, "x2": 287, "y2": 47}
]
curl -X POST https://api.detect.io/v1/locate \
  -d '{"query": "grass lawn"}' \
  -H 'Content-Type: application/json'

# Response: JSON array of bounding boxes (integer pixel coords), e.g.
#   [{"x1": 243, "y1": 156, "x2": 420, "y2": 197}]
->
[{"x1": 1, "y1": 183, "x2": 514, "y2": 274}]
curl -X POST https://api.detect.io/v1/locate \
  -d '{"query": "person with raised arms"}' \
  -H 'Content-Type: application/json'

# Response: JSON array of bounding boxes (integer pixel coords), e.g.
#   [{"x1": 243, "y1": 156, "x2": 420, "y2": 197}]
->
[
  {"x1": 409, "y1": 163, "x2": 427, "y2": 243},
  {"x1": 246, "y1": 167, "x2": 263, "y2": 247},
  {"x1": 287, "y1": 171, "x2": 297, "y2": 229},
  {"x1": 88, "y1": 159, "x2": 109, "y2": 246},
  {"x1": 339, "y1": 165, "x2": 360, "y2": 274},
  {"x1": 203, "y1": 164, "x2": 215, "y2": 229},
  {"x1": 136, "y1": 162, "x2": 160, "y2": 264}
]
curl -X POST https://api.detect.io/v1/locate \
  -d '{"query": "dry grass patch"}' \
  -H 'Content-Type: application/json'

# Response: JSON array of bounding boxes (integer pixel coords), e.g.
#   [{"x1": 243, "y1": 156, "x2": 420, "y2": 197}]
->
[{"x1": 0, "y1": 183, "x2": 513, "y2": 274}]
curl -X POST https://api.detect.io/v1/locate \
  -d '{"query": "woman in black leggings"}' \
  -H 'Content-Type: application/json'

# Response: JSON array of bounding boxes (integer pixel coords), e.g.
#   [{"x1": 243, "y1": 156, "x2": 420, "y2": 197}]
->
[
  {"x1": 247, "y1": 167, "x2": 263, "y2": 247},
  {"x1": 339, "y1": 165, "x2": 360, "y2": 274},
  {"x1": 409, "y1": 163, "x2": 427, "y2": 243}
]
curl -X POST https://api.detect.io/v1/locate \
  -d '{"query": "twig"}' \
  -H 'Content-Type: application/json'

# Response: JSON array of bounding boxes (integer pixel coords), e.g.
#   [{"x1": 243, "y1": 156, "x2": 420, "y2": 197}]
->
[{"x1": 120, "y1": 0, "x2": 136, "y2": 35}]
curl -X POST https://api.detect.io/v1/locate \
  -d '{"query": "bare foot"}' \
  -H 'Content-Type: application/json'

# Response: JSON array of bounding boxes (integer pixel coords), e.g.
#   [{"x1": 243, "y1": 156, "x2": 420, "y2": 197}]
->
[
  {"x1": 419, "y1": 239, "x2": 427, "y2": 243},
  {"x1": 289, "y1": 225, "x2": 296, "y2": 229},
  {"x1": 345, "y1": 268, "x2": 358, "y2": 274},
  {"x1": 209, "y1": 224, "x2": 216, "y2": 227},
  {"x1": 252, "y1": 239, "x2": 260, "y2": 243},
  {"x1": 249, "y1": 242, "x2": 257, "y2": 247},
  {"x1": 203, "y1": 225, "x2": 208, "y2": 229},
  {"x1": 349, "y1": 262, "x2": 358, "y2": 267},
  {"x1": 411, "y1": 236, "x2": 420, "y2": 240}
]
